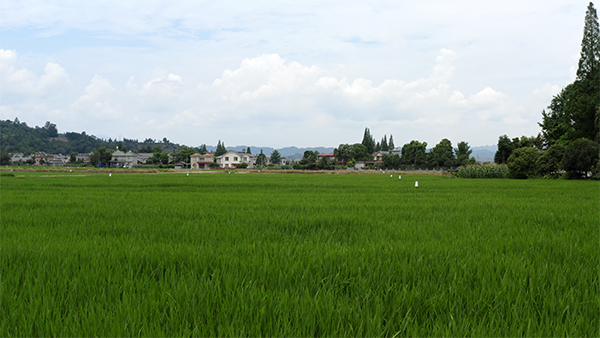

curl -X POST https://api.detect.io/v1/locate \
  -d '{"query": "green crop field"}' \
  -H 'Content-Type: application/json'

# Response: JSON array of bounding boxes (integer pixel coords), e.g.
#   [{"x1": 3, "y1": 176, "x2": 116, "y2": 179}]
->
[{"x1": 1, "y1": 171, "x2": 598, "y2": 336}]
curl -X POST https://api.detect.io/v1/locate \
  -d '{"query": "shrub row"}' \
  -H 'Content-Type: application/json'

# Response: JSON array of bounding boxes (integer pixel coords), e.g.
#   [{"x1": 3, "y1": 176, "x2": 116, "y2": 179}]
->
[{"x1": 451, "y1": 164, "x2": 509, "y2": 178}]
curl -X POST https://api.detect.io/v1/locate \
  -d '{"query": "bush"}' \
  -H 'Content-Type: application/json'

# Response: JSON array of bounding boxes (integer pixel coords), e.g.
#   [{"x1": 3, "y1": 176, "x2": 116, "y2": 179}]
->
[
  {"x1": 236, "y1": 162, "x2": 249, "y2": 169},
  {"x1": 452, "y1": 164, "x2": 508, "y2": 178},
  {"x1": 506, "y1": 147, "x2": 541, "y2": 179}
]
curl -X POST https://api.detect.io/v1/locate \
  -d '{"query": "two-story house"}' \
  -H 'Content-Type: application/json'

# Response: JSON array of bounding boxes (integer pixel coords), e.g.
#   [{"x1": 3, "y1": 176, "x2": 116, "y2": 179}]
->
[
  {"x1": 215, "y1": 150, "x2": 255, "y2": 169},
  {"x1": 190, "y1": 153, "x2": 214, "y2": 169}
]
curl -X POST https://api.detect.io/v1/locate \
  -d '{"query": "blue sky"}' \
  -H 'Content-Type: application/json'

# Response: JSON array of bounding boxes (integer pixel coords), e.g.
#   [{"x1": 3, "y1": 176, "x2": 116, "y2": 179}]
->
[{"x1": 0, "y1": 0, "x2": 590, "y2": 148}]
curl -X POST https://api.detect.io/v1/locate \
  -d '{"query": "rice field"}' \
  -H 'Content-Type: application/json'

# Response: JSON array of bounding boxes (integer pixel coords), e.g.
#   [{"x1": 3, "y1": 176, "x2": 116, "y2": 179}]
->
[{"x1": 1, "y1": 171, "x2": 598, "y2": 336}]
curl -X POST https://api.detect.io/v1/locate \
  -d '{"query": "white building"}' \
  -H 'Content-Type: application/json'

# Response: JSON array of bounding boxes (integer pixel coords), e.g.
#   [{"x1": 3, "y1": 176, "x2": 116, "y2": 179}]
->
[{"x1": 215, "y1": 150, "x2": 255, "y2": 169}]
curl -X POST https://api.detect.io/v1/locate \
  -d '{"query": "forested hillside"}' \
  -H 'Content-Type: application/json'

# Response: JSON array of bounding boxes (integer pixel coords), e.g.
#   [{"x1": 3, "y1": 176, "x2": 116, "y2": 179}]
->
[{"x1": 0, "y1": 119, "x2": 179, "y2": 155}]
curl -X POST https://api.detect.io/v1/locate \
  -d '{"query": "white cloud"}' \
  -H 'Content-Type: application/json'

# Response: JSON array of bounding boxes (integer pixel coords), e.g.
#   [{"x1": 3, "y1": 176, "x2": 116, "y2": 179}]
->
[
  {"x1": 0, "y1": 49, "x2": 69, "y2": 95},
  {"x1": 72, "y1": 74, "x2": 119, "y2": 118}
]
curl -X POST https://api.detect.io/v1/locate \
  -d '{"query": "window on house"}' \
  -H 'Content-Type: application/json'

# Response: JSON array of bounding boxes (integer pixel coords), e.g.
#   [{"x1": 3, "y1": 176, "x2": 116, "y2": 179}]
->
[
  {"x1": 234, "y1": 157, "x2": 238, "y2": 161},
  {"x1": 225, "y1": 157, "x2": 229, "y2": 161}
]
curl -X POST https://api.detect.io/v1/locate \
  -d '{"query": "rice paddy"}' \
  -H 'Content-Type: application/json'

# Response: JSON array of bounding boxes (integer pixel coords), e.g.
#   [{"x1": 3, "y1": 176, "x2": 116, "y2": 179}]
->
[{"x1": 1, "y1": 171, "x2": 598, "y2": 336}]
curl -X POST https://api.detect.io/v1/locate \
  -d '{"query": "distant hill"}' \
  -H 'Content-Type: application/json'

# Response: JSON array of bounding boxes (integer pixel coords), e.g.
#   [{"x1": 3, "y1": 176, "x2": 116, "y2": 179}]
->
[{"x1": 471, "y1": 145, "x2": 497, "y2": 163}]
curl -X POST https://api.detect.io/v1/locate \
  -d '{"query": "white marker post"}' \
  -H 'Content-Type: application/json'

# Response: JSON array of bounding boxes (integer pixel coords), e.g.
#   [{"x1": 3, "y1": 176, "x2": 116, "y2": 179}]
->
[
  {"x1": 109, "y1": 173, "x2": 112, "y2": 177},
  {"x1": 399, "y1": 175, "x2": 402, "y2": 179},
  {"x1": 415, "y1": 181, "x2": 418, "y2": 187}
]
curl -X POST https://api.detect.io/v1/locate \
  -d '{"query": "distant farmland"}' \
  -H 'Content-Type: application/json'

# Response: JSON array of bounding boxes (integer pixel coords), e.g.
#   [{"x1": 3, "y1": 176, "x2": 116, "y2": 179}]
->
[{"x1": 2, "y1": 172, "x2": 598, "y2": 336}]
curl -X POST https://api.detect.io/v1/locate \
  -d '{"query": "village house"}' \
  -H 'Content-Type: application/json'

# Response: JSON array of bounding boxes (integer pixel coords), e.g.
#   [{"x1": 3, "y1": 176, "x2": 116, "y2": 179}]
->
[
  {"x1": 216, "y1": 150, "x2": 255, "y2": 169},
  {"x1": 76, "y1": 153, "x2": 91, "y2": 163},
  {"x1": 109, "y1": 150, "x2": 137, "y2": 168},
  {"x1": 317, "y1": 152, "x2": 336, "y2": 162},
  {"x1": 10, "y1": 153, "x2": 32, "y2": 163},
  {"x1": 355, "y1": 151, "x2": 385, "y2": 170},
  {"x1": 190, "y1": 153, "x2": 214, "y2": 169},
  {"x1": 136, "y1": 153, "x2": 154, "y2": 165}
]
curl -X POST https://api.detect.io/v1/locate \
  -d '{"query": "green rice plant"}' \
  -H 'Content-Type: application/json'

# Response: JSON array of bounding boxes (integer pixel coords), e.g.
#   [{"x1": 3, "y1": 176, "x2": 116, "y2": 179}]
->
[
  {"x1": 1, "y1": 173, "x2": 598, "y2": 336},
  {"x1": 452, "y1": 164, "x2": 509, "y2": 178}
]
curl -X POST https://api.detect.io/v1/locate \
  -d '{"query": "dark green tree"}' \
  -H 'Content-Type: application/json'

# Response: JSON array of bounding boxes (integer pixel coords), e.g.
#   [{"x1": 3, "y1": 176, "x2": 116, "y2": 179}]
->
[
  {"x1": 494, "y1": 135, "x2": 515, "y2": 164},
  {"x1": 270, "y1": 150, "x2": 281, "y2": 165},
  {"x1": 388, "y1": 135, "x2": 395, "y2": 150},
  {"x1": 382, "y1": 153, "x2": 401, "y2": 168},
  {"x1": 506, "y1": 147, "x2": 541, "y2": 179},
  {"x1": 577, "y1": 2, "x2": 600, "y2": 80},
  {"x1": 214, "y1": 140, "x2": 227, "y2": 157},
  {"x1": 44, "y1": 121, "x2": 58, "y2": 138},
  {"x1": 90, "y1": 146, "x2": 113, "y2": 167},
  {"x1": 400, "y1": 140, "x2": 427, "y2": 166},
  {"x1": 536, "y1": 144, "x2": 566, "y2": 177},
  {"x1": 0, "y1": 151, "x2": 11, "y2": 165},
  {"x1": 350, "y1": 143, "x2": 370, "y2": 161},
  {"x1": 334, "y1": 144, "x2": 352, "y2": 165},
  {"x1": 455, "y1": 141, "x2": 473, "y2": 166},
  {"x1": 428, "y1": 138, "x2": 455, "y2": 167},
  {"x1": 540, "y1": 3, "x2": 600, "y2": 145},
  {"x1": 561, "y1": 138, "x2": 600, "y2": 178},
  {"x1": 69, "y1": 152, "x2": 78, "y2": 164},
  {"x1": 380, "y1": 135, "x2": 388, "y2": 152},
  {"x1": 172, "y1": 146, "x2": 196, "y2": 163},
  {"x1": 246, "y1": 147, "x2": 252, "y2": 155},
  {"x1": 198, "y1": 144, "x2": 208, "y2": 154},
  {"x1": 256, "y1": 149, "x2": 267, "y2": 167},
  {"x1": 361, "y1": 128, "x2": 376, "y2": 153}
]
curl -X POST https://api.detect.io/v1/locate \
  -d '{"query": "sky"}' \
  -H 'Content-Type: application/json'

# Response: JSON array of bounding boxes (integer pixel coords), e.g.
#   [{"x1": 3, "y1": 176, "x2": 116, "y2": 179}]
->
[{"x1": 0, "y1": 1, "x2": 591, "y2": 148}]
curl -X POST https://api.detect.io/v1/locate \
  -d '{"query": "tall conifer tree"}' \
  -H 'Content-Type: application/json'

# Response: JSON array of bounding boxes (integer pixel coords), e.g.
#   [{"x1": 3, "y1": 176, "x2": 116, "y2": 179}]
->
[{"x1": 577, "y1": 2, "x2": 600, "y2": 80}]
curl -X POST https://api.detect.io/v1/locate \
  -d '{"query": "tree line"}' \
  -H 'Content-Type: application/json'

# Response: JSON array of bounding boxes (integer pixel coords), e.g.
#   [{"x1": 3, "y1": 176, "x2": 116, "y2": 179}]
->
[{"x1": 494, "y1": 2, "x2": 600, "y2": 179}]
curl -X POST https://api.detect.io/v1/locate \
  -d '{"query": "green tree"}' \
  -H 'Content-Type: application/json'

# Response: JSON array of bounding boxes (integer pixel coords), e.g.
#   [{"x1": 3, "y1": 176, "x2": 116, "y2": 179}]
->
[
  {"x1": 380, "y1": 135, "x2": 388, "y2": 152},
  {"x1": 69, "y1": 152, "x2": 78, "y2": 164},
  {"x1": 350, "y1": 143, "x2": 370, "y2": 161},
  {"x1": 214, "y1": 140, "x2": 227, "y2": 157},
  {"x1": 246, "y1": 147, "x2": 252, "y2": 155},
  {"x1": 44, "y1": 121, "x2": 58, "y2": 138},
  {"x1": 198, "y1": 144, "x2": 208, "y2": 154},
  {"x1": 400, "y1": 140, "x2": 427, "y2": 166},
  {"x1": 172, "y1": 146, "x2": 196, "y2": 163},
  {"x1": 382, "y1": 153, "x2": 401, "y2": 169},
  {"x1": 561, "y1": 138, "x2": 600, "y2": 178},
  {"x1": 361, "y1": 128, "x2": 376, "y2": 154},
  {"x1": 577, "y1": 2, "x2": 599, "y2": 80},
  {"x1": 506, "y1": 147, "x2": 541, "y2": 179},
  {"x1": 0, "y1": 151, "x2": 11, "y2": 165},
  {"x1": 540, "y1": 3, "x2": 600, "y2": 145},
  {"x1": 428, "y1": 138, "x2": 455, "y2": 167},
  {"x1": 256, "y1": 149, "x2": 267, "y2": 167},
  {"x1": 270, "y1": 150, "x2": 281, "y2": 165},
  {"x1": 455, "y1": 141, "x2": 473, "y2": 166},
  {"x1": 90, "y1": 146, "x2": 113, "y2": 167},
  {"x1": 334, "y1": 144, "x2": 352, "y2": 165},
  {"x1": 494, "y1": 135, "x2": 515, "y2": 164},
  {"x1": 388, "y1": 135, "x2": 395, "y2": 150},
  {"x1": 536, "y1": 144, "x2": 565, "y2": 177}
]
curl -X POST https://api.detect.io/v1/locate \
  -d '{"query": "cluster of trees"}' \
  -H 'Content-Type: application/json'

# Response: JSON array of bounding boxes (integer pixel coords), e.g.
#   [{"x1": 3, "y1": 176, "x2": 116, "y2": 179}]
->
[
  {"x1": 361, "y1": 128, "x2": 395, "y2": 153},
  {"x1": 496, "y1": 3, "x2": 600, "y2": 179},
  {"x1": 333, "y1": 137, "x2": 476, "y2": 170}
]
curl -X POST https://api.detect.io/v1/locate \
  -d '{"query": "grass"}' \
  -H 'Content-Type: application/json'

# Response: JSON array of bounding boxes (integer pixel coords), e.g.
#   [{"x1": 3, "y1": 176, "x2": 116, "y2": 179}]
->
[{"x1": 1, "y1": 172, "x2": 598, "y2": 336}]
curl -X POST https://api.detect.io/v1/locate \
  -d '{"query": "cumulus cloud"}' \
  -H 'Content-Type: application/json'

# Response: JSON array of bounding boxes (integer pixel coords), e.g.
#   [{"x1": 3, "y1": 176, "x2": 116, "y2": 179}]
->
[
  {"x1": 0, "y1": 49, "x2": 69, "y2": 95},
  {"x1": 0, "y1": 48, "x2": 548, "y2": 147},
  {"x1": 71, "y1": 74, "x2": 119, "y2": 118}
]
